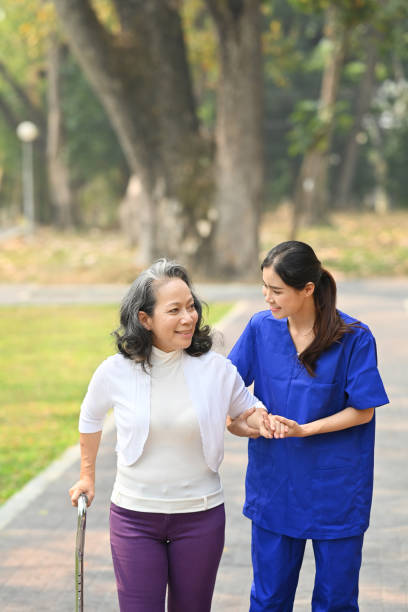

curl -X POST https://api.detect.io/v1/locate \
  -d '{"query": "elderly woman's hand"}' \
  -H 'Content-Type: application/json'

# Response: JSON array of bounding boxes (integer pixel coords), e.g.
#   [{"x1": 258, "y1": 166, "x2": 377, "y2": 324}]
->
[{"x1": 69, "y1": 478, "x2": 94, "y2": 507}]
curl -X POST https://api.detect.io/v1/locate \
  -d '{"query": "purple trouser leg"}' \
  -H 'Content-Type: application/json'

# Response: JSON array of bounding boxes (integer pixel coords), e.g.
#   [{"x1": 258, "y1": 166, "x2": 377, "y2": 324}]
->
[{"x1": 110, "y1": 502, "x2": 225, "y2": 612}]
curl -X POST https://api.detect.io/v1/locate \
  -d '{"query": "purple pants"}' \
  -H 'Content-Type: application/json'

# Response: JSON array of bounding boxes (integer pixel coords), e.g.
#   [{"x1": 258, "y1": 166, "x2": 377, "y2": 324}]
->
[{"x1": 110, "y1": 502, "x2": 226, "y2": 612}]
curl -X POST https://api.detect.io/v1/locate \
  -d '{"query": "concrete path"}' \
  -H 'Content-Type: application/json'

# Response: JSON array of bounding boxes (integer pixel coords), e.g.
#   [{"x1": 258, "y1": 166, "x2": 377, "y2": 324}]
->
[
  {"x1": 0, "y1": 283, "x2": 262, "y2": 305},
  {"x1": 0, "y1": 279, "x2": 407, "y2": 611}
]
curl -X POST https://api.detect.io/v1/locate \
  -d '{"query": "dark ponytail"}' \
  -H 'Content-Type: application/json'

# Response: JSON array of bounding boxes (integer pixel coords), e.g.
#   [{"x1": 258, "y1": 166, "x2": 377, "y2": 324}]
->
[{"x1": 261, "y1": 241, "x2": 356, "y2": 376}]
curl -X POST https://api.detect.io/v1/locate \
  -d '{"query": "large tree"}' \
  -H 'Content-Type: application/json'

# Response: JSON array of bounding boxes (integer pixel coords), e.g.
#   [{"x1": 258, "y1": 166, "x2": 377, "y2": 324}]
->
[
  {"x1": 334, "y1": 27, "x2": 379, "y2": 209},
  {"x1": 292, "y1": 2, "x2": 349, "y2": 230},
  {"x1": 52, "y1": 0, "x2": 264, "y2": 278},
  {"x1": 334, "y1": 0, "x2": 408, "y2": 209},
  {"x1": 46, "y1": 33, "x2": 75, "y2": 228},
  {"x1": 290, "y1": 0, "x2": 379, "y2": 231},
  {"x1": 205, "y1": 0, "x2": 264, "y2": 277}
]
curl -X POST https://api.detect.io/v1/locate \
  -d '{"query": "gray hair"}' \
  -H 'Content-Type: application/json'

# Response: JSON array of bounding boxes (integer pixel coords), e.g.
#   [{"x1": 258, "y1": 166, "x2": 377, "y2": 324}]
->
[{"x1": 113, "y1": 258, "x2": 212, "y2": 366}]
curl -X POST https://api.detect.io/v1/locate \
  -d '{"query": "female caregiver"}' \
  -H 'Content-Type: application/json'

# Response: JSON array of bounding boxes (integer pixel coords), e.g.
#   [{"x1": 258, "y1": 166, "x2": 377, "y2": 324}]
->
[
  {"x1": 228, "y1": 241, "x2": 389, "y2": 612},
  {"x1": 69, "y1": 259, "x2": 270, "y2": 612}
]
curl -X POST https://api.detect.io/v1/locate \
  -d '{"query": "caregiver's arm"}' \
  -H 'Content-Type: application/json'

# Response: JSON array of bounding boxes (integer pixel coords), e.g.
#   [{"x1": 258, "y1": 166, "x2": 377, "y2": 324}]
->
[
  {"x1": 69, "y1": 431, "x2": 102, "y2": 507},
  {"x1": 271, "y1": 406, "x2": 374, "y2": 438}
]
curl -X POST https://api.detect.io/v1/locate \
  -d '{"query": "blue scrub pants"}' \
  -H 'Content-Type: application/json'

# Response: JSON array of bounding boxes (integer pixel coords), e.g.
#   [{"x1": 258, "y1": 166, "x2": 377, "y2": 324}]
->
[{"x1": 250, "y1": 524, "x2": 364, "y2": 612}]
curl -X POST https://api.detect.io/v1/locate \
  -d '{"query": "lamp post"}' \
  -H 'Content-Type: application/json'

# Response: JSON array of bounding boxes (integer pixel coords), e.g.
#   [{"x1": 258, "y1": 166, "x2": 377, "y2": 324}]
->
[{"x1": 16, "y1": 121, "x2": 39, "y2": 233}]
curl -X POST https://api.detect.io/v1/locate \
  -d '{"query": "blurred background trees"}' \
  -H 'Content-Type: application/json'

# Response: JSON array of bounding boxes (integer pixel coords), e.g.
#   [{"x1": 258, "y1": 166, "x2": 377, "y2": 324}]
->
[{"x1": 0, "y1": 0, "x2": 407, "y2": 279}]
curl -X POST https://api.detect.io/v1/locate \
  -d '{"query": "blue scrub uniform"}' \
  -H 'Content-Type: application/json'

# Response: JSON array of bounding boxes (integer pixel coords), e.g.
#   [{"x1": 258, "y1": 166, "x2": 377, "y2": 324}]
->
[{"x1": 228, "y1": 310, "x2": 389, "y2": 611}]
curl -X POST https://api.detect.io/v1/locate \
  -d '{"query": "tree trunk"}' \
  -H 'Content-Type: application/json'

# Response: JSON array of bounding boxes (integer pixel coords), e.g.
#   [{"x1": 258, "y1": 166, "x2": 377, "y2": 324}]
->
[
  {"x1": 119, "y1": 174, "x2": 156, "y2": 266},
  {"x1": 0, "y1": 60, "x2": 45, "y2": 132},
  {"x1": 46, "y1": 34, "x2": 74, "y2": 228},
  {"x1": 53, "y1": 0, "x2": 213, "y2": 268},
  {"x1": 292, "y1": 5, "x2": 348, "y2": 233},
  {"x1": 335, "y1": 29, "x2": 378, "y2": 209},
  {"x1": 365, "y1": 116, "x2": 390, "y2": 213},
  {"x1": 0, "y1": 94, "x2": 19, "y2": 130},
  {"x1": 206, "y1": 0, "x2": 264, "y2": 279}
]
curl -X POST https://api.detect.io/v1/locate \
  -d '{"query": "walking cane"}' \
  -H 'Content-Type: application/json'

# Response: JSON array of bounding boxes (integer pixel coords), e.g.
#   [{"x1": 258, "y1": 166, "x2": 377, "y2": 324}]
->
[{"x1": 75, "y1": 494, "x2": 88, "y2": 612}]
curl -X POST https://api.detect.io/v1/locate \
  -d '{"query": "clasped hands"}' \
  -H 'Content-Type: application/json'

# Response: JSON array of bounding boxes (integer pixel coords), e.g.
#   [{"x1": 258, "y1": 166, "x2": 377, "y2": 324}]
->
[{"x1": 228, "y1": 406, "x2": 303, "y2": 439}]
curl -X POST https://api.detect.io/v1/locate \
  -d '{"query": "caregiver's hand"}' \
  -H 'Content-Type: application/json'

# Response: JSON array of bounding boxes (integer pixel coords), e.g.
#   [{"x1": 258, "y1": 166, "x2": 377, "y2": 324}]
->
[
  {"x1": 272, "y1": 415, "x2": 301, "y2": 438},
  {"x1": 227, "y1": 407, "x2": 260, "y2": 439}
]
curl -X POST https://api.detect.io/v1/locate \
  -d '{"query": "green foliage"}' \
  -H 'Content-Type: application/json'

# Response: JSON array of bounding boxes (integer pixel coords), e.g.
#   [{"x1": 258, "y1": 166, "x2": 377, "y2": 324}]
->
[
  {"x1": 370, "y1": 79, "x2": 408, "y2": 207},
  {"x1": 384, "y1": 125, "x2": 408, "y2": 206},
  {"x1": 262, "y1": 0, "x2": 324, "y2": 203},
  {"x1": 289, "y1": 0, "x2": 378, "y2": 25},
  {"x1": 0, "y1": 1, "x2": 53, "y2": 80},
  {"x1": 61, "y1": 56, "x2": 124, "y2": 181},
  {"x1": 0, "y1": 0, "x2": 126, "y2": 228},
  {"x1": 343, "y1": 60, "x2": 366, "y2": 82},
  {"x1": 262, "y1": 7, "x2": 305, "y2": 88},
  {"x1": 335, "y1": 101, "x2": 354, "y2": 132},
  {"x1": 288, "y1": 98, "x2": 351, "y2": 157},
  {"x1": 1, "y1": 0, "x2": 408, "y2": 219},
  {"x1": 306, "y1": 37, "x2": 334, "y2": 71},
  {"x1": 0, "y1": 1, "x2": 53, "y2": 218},
  {"x1": 287, "y1": 100, "x2": 321, "y2": 156},
  {"x1": 60, "y1": 53, "x2": 127, "y2": 225},
  {"x1": 182, "y1": 0, "x2": 218, "y2": 129},
  {"x1": 0, "y1": 123, "x2": 21, "y2": 216},
  {"x1": 263, "y1": 0, "x2": 408, "y2": 207}
]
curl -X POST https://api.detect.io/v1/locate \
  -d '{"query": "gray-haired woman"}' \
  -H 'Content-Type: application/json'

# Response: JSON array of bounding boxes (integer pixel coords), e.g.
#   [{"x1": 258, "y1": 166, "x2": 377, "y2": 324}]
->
[{"x1": 69, "y1": 259, "x2": 270, "y2": 612}]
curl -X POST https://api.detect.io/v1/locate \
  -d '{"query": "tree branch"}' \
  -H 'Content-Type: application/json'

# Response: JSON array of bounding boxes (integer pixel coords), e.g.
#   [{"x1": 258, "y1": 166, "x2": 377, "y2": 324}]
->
[
  {"x1": 52, "y1": 0, "x2": 145, "y2": 172},
  {"x1": 111, "y1": 0, "x2": 141, "y2": 31},
  {"x1": 205, "y1": 0, "x2": 245, "y2": 33},
  {"x1": 0, "y1": 93, "x2": 19, "y2": 129},
  {"x1": 0, "y1": 61, "x2": 45, "y2": 129},
  {"x1": 53, "y1": 0, "x2": 116, "y2": 72}
]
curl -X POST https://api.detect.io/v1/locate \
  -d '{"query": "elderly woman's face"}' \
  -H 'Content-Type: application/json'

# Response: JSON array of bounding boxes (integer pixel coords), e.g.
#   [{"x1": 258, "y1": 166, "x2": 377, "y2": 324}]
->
[{"x1": 139, "y1": 278, "x2": 198, "y2": 352}]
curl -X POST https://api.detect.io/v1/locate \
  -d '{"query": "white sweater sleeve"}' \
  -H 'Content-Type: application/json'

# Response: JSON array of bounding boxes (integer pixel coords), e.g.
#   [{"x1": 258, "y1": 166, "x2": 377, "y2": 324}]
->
[
  {"x1": 226, "y1": 359, "x2": 263, "y2": 419},
  {"x1": 79, "y1": 360, "x2": 112, "y2": 433}
]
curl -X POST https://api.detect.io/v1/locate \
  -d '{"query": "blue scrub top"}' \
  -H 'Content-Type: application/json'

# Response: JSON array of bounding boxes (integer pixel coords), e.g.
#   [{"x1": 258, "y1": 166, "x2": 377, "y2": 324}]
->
[{"x1": 228, "y1": 310, "x2": 389, "y2": 540}]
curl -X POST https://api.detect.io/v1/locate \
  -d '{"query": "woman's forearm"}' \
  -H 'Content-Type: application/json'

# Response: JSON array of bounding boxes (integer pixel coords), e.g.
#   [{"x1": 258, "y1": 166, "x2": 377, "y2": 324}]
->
[
  {"x1": 79, "y1": 431, "x2": 102, "y2": 481},
  {"x1": 273, "y1": 406, "x2": 374, "y2": 439},
  {"x1": 301, "y1": 407, "x2": 374, "y2": 437},
  {"x1": 69, "y1": 431, "x2": 102, "y2": 506}
]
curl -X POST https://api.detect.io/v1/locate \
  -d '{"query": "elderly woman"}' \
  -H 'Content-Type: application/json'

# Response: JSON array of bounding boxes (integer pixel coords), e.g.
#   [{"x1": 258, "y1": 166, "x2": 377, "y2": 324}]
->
[{"x1": 69, "y1": 259, "x2": 269, "y2": 612}]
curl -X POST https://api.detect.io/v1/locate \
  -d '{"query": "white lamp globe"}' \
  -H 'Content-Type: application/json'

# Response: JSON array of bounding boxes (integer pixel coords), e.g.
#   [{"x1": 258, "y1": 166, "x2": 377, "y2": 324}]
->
[{"x1": 16, "y1": 121, "x2": 39, "y2": 143}]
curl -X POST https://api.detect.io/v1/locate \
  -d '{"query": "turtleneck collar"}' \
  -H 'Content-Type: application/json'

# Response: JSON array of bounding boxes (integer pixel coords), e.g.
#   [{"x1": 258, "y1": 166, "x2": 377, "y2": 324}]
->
[{"x1": 151, "y1": 345, "x2": 183, "y2": 367}]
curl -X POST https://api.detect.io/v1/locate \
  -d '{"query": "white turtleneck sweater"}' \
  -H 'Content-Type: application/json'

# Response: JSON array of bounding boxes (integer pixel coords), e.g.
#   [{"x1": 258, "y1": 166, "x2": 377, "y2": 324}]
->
[{"x1": 111, "y1": 346, "x2": 223, "y2": 513}]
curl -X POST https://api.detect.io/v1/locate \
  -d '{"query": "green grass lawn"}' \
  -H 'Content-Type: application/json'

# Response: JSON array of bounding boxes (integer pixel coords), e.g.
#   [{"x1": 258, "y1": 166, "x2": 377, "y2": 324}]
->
[{"x1": 0, "y1": 302, "x2": 232, "y2": 504}]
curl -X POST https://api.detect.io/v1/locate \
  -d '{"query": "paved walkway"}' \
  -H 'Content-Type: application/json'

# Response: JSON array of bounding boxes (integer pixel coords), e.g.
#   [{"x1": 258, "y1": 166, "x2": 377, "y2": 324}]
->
[{"x1": 0, "y1": 280, "x2": 407, "y2": 611}]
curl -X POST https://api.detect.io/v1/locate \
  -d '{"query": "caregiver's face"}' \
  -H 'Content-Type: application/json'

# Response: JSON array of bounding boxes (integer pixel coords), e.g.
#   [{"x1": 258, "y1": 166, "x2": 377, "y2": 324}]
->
[{"x1": 262, "y1": 266, "x2": 311, "y2": 319}]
